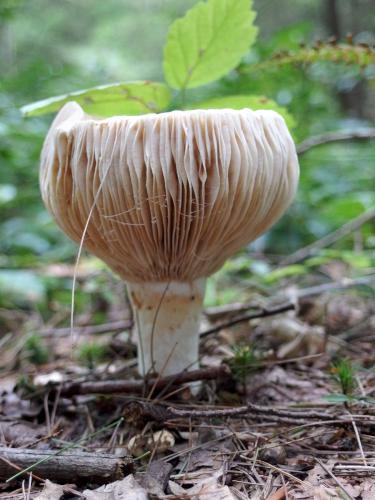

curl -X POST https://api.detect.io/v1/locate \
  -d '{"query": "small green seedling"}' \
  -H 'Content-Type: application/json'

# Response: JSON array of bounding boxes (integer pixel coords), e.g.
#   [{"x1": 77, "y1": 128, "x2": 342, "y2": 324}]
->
[
  {"x1": 23, "y1": 333, "x2": 49, "y2": 365},
  {"x1": 325, "y1": 357, "x2": 358, "y2": 404},
  {"x1": 230, "y1": 345, "x2": 260, "y2": 380},
  {"x1": 77, "y1": 342, "x2": 107, "y2": 370},
  {"x1": 331, "y1": 358, "x2": 356, "y2": 397}
]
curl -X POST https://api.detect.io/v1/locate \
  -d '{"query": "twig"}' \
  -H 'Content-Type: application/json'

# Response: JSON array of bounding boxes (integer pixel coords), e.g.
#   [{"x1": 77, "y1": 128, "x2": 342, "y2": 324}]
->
[
  {"x1": 350, "y1": 416, "x2": 368, "y2": 467},
  {"x1": 280, "y1": 207, "x2": 375, "y2": 265},
  {"x1": 296, "y1": 128, "x2": 375, "y2": 155},
  {"x1": 59, "y1": 365, "x2": 230, "y2": 397},
  {"x1": 200, "y1": 302, "x2": 295, "y2": 338},
  {"x1": 39, "y1": 319, "x2": 133, "y2": 337},
  {"x1": 0, "y1": 456, "x2": 43, "y2": 483},
  {"x1": 296, "y1": 275, "x2": 375, "y2": 298},
  {"x1": 333, "y1": 464, "x2": 375, "y2": 472},
  {"x1": 167, "y1": 403, "x2": 333, "y2": 420}
]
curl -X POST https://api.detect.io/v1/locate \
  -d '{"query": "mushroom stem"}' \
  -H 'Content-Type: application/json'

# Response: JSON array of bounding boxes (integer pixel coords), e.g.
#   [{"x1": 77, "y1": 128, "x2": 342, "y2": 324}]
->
[{"x1": 128, "y1": 279, "x2": 206, "y2": 376}]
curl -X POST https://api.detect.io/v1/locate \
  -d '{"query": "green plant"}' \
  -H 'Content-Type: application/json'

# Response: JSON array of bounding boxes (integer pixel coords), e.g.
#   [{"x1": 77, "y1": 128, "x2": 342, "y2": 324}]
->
[
  {"x1": 229, "y1": 345, "x2": 260, "y2": 380},
  {"x1": 23, "y1": 333, "x2": 49, "y2": 365},
  {"x1": 325, "y1": 357, "x2": 358, "y2": 404},
  {"x1": 241, "y1": 41, "x2": 375, "y2": 74},
  {"x1": 21, "y1": 0, "x2": 293, "y2": 126},
  {"x1": 22, "y1": 2, "x2": 375, "y2": 125},
  {"x1": 77, "y1": 341, "x2": 107, "y2": 369},
  {"x1": 331, "y1": 357, "x2": 357, "y2": 396},
  {"x1": 325, "y1": 359, "x2": 375, "y2": 406}
]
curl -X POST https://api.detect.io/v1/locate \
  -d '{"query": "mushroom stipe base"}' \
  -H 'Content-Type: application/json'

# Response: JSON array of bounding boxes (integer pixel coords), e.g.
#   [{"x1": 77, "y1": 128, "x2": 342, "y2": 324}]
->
[{"x1": 128, "y1": 280, "x2": 206, "y2": 377}]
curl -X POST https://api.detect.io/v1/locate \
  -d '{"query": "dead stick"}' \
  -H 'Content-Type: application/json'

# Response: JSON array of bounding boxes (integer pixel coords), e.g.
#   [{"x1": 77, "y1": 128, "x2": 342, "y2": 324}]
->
[
  {"x1": 59, "y1": 365, "x2": 230, "y2": 397},
  {"x1": 296, "y1": 128, "x2": 375, "y2": 155},
  {"x1": 200, "y1": 302, "x2": 295, "y2": 338},
  {"x1": 280, "y1": 206, "x2": 375, "y2": 266},
  {"x1": 166, "y1": 406, "x2": 375, "y2": 429},
  {"x1": 40, "y1": 319, "x2": 133, "y2": 337},
  {"x1": 0, "y1": 447, "x2": 132, "y2": 484},
  {"x1": 167, "y1": 403, "x2": 333, "y2": 420}
]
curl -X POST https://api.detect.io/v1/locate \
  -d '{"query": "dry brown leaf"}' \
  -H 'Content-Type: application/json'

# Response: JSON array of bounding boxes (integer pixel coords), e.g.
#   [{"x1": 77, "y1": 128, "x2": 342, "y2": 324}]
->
[
  {"x1": 326, "y1": 295, "x2": 368, "y2": 332},
  {"x1": 0, "y1": 391, "x2": 40, "y2": 419},
  {"x1": 289, "y1": 485, "x2": 341, "y2": 500},
  {"x1": 83, "y1": 475, "x2": 148, "y2": 500},
  {"x1": 254, "y1": 317, "x2": 328, "y2": 358},
  {"x1": 266, "y1": 486, "x2": 287, "y2": 500},
  {"x1": 0, "y1": 420, "x2": 48, "y2": 446},
  {"x1": 33, "y1": 480, "x2": 65, "y2": 500},
  {"x1": 169, "y1": 468, "x2": 236, "y2": 499}
]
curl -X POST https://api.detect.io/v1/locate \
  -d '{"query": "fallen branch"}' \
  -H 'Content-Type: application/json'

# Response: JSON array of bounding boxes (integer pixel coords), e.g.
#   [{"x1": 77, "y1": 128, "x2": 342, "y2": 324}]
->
[
  {"x1": 167, "y1": 403, "x2": 333, "y2": 420},
  {"x1": 0, "y1": 447, "x2": 132, "y2": 484},
  {"x1": 165, "y1": 404, "x2": 375, "y2": 429},
  {"x1": 122, "y1": 400, "x2": 310, "y2": 426},
  {"x1": 59, "y1": 365, "x2": 230, "y2": 397},
  {"x1": 200, "y1": 302, "x2": 295, "y2": 338},
  {"x1": 296, "y1": 128, "x2": 375, "y2": 155},
  {"x1": 296, "y1": 275, "x2": 375, "y2": 298},
  {"x1": 280, "y1": 206, "x2": 375, "y2": 265},
  {"x1": 40, "y1": 319, "x2": 133, "y2": 337}
]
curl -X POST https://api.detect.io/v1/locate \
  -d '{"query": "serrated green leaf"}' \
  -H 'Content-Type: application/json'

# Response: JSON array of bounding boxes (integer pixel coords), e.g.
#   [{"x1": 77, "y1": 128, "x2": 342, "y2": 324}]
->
[
  {"x1": 188, "y1": 94, "x2": 296, "y2": 129},
  {"x1": 21, "y1": 81, "x2": 172, "y2": 117},
  {"x1": 163, "y1": 0, "x2": 258, "y2": 90}
]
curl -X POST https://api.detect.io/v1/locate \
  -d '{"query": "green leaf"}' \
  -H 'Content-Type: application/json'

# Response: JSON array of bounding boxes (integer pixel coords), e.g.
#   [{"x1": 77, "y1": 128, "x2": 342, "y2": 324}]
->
[
  {"x1": 188, "y1": 94, "x2": 296, "y2": 129},
  {"x1": 324, "y1": 393, "x2": 351, "y2": 404},
  {"x1": 320, "y1": 198, "x2": 365, "y2": 226},
  {"x1": 21, "y1": 81, "x2": 172, "y2": 117},
  {"x1": 163, "y1": 0, "x2": 258, "y2": 90}
]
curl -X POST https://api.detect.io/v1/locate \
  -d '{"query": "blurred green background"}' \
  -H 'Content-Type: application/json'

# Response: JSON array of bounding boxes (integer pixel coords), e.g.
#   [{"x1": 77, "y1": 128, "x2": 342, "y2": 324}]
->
[{"x1": 0, "y1": 0, "x2": 374, "y2": 312}]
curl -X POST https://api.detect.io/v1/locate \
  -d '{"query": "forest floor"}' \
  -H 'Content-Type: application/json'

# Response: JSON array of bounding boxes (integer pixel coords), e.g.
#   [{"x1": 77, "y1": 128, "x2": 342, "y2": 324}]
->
[{"x1": 0, "y1": 258, "x2": 375, "y2": 499}]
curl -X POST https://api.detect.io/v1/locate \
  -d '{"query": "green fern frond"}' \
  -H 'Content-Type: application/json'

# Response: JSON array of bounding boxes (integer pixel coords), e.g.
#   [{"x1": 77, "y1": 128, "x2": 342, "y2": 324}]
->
[{"x1": 242, "y1": 42, "x2": 375, "y2": 74}]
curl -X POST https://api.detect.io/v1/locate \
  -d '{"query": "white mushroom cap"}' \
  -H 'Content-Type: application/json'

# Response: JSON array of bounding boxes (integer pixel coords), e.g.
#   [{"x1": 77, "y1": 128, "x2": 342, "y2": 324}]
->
[{"x1": 40, "y1": 102, "x2": 299, "y2": 283}]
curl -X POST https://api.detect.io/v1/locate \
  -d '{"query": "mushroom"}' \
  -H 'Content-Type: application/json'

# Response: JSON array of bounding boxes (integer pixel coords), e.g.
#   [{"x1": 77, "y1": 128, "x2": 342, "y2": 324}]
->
[{"x1": 40, "y1": 102, "x2": 299, "y2": 377}]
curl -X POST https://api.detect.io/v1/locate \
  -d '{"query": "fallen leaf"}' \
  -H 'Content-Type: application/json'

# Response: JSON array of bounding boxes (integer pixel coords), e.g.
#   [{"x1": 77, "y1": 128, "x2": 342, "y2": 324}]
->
[
  {"x1": 83, "y1": 475, "x2": 148, "y2": 499},
  {"x1": 267, "y1": 486, "x2": 287, "y2": 500},
  {"x1": 169, "y1": 466, "x2": 237, "y2": 499},
  {"x1": 0, "y1": 420, "x2": 48, "y2": 446},
  {"x1": 34, "y1": 480, "x2": 65, "y2": 500},
  {"x1": 361, "y1": 478, "x2": 375, "y2": 500}
]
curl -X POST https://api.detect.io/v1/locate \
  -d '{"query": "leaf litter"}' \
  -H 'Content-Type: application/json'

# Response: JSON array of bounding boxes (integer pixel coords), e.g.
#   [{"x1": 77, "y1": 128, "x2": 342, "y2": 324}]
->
[{"x1": 0, "y1": 261, "x2": 374, "y2": 499}]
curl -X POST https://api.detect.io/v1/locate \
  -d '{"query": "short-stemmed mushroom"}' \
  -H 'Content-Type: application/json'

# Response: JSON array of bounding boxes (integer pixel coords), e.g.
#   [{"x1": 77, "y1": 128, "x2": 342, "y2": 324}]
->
[{"x1": 40, "y1": 102, "x2": 299, "y2": 376}]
